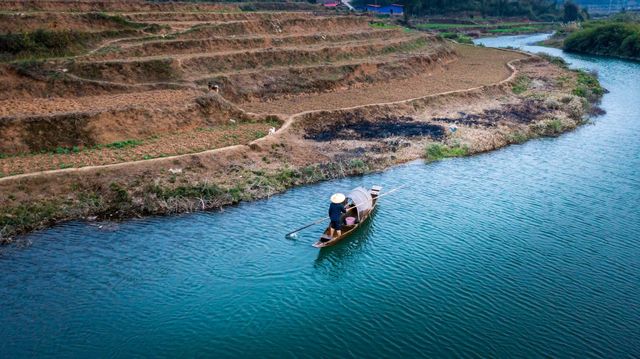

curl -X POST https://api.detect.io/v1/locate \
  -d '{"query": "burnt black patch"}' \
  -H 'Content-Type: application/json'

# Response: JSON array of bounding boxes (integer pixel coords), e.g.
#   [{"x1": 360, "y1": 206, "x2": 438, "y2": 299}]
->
[
  {"x1": 305, "y1": 114, "x2": 445, "y2": 142},
  {"x1": 432, "y1": 99, "x2": 552, "y2": 127}
]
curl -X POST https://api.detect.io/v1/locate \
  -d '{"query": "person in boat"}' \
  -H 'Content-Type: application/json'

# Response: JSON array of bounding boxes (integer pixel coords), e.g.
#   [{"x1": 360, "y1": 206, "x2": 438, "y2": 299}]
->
[{"x1": 329, "y1": 193, "x2": 349, "y2": 238}]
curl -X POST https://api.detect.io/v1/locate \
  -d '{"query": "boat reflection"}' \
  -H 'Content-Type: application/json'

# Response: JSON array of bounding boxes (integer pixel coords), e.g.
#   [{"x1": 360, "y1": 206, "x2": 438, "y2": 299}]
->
[{"x1": 313, "y1": 211, "x2": 377, "y2": 274}]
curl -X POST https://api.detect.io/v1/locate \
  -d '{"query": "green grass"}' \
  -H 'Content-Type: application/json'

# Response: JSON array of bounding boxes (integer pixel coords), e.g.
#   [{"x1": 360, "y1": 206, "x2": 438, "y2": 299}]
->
[
  {"x1": 0, "y1": 201, "x2": 63, "y2": 237},
  {"x1": 0, "y1": 29, "x2": 139, "y2": 62},
  {"x1": 104, "y1": 139, "x2": 143, "y2": 149},
  {"x1": 83, "y1": 12, "x2": 147, "y2": 29},
  {"x1": 380, "y1": 36, "x2": 430, "y2": 53},
  {"x1": 572, "y1": 70, "x2": 604, "y2": 100},
  {"x1": 537, "y1": 118, "x2": 564, "y2": 136},
  {"x1": 369, "y1": 22, "x2": 401, "y2": 30},
  {"x1": 512, "y1": 75, "x2": 531, "y2": 94},
  {"x1": 439, "y1": 32, "x2": 474, "y2": 44},
  {"x1": 506, "y1": 131, "x2": 529, "y2": 144},
  {"x1": 424, "y1": 143, "x2": 469, "y2": 161},
  {"x1": 150, "y1": 183, "x2": 224, "y2": 201},
  {"x1": 415, "y1": 22, "x2": 552, "y2": 30},
  {"x1": 487, "y1": 26, "x2": 537, "y2": 33},
  {"x1": 531, "y1": 118, "x2": 566, "y2": 136},
  {"x1": 547, "y1": 119, "x2": 563, "y2": 133},
  {"x1": 537, "y1": 53, "x2": 569, "y2": 69},
  {"x1": 252, "y1": 130, "x2": 267, "y2": 139}
]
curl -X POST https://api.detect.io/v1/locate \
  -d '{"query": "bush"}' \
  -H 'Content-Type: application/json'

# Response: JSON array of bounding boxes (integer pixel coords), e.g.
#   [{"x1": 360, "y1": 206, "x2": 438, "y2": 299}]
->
[
  {"x1": 104, "y1": 139, "x2": 143, "y2": 149},
  {"x1": 0, "y1": 30, "x2": 90, "y2": 59},
  {"x1": 439, "y1": 32, "x2": 474, "y2": 44},
  {"x1": 537, "y1": 52, "x2": 569, "y2": 68},
  {"x1": 512, "y1": 75, "x2": 531, "y2": 94},
  {"x1": 532, "y1": 118, "x2": 565, "y2": 136},
  {"x1": 572, "y1": 70, "x2": 604, "y2": 101},
  {"x1": 564, "y1": 22, "x2": 640, "y2": 60},
  {"x1": 424, "y1": 143, "x2": 469, "y2": 161},
  {"x1": 0, "y1": 28, "x2": 135, "y2": 61}
]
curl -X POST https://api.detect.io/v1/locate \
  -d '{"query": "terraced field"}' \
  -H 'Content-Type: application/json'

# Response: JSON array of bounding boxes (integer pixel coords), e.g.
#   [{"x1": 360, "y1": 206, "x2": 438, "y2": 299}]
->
[
  {"x1": 0, "y1": 1, "x2": 459, "y2": 170},
  {"x1": 1, "y1": 0, "x2": 593, "y2": 239}
]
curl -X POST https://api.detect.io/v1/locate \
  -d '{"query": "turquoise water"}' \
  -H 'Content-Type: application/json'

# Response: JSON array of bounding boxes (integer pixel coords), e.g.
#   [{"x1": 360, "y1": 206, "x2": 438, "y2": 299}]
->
[{"x1": 1, "y1": 34, "x2": 639, "y2": 358}]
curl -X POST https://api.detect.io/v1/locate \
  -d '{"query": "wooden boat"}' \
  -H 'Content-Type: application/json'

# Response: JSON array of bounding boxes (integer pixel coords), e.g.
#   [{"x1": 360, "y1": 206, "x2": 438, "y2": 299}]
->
[{"x1": 313, "y1": 185, "x2": 382, "y2": 248}]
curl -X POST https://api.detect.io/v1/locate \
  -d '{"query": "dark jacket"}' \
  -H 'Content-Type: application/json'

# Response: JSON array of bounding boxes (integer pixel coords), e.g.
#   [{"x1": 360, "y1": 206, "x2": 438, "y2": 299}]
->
[{"x1": 328, "y1": 202, "x2": 346, "y2": 222}]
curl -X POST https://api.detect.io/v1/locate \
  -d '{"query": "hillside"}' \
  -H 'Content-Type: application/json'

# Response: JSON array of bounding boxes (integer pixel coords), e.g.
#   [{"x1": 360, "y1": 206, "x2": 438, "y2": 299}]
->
[{"x1": 0, "y1": 0, "x2": 600, "y2": 240}]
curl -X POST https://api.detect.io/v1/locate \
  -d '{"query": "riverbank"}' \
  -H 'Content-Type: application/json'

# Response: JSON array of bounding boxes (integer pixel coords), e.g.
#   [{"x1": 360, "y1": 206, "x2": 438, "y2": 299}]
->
[
  {"x1": 0, "y1": 2, "x2": 604, "y2": 242},
  {"x1": 0, "y1": 46, "x2": 603, "y2": 243},
  {"x1": 411, "y1": 20, "x2": 558, "y2": 43}
]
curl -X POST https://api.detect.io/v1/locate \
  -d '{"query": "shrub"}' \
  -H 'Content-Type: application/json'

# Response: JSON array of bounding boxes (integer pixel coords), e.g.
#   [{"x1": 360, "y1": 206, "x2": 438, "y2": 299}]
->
[
  {"x1": 512, "y1": 75, "x2": 531, "y2": 94},
  {"x1": 424, "y1": 143, "x2": 469, "y2": 161},
  {"x1": 572, "y1": 70, "x2": 604, "y2": 101},
  {"x1": 537, "y1": 53, "x2": 569, "y2": 68},
  {"x1": 507, "y1": 131, "x2": 529, "y2": 144},
  {"x1": 0, "y1": 30, "x2": 90, "y2": 59},
  {"x1": 439, "y1": 32, "x2": 474, "y2": 44},
  {"x1": 0, "y1": 28, "x2": 136, "y2": 61},
  {"x1": 533, "y1": 118, "x2": 565, "y2": 136},
  {"x1": 105, "y1": 139, "x2": 143, "y2": 149},
  {"x1": 564, "y1": 22, "x2": 640, "y2": 60}
]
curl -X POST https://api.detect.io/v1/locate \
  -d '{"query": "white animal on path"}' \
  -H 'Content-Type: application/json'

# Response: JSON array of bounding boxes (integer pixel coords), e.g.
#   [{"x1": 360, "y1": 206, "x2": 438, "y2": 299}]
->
[{"x1": 268, "y1": 127, "x2": 276, "y2": 135}]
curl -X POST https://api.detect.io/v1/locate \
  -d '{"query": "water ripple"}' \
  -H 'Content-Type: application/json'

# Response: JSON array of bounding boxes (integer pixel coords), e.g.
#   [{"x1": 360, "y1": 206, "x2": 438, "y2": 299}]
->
[{"x1": 1, "y1": 34, "x2": 640, "y2": 358}]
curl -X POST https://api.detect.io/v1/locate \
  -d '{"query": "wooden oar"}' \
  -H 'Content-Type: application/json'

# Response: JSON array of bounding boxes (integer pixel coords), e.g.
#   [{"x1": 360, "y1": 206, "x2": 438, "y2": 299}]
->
[
  {"x1": 284, "y1": 184, "x2": 408, "y2": 238},
  {"x1": 285, "y1": 215, "x2": 330, "y2": 238}
]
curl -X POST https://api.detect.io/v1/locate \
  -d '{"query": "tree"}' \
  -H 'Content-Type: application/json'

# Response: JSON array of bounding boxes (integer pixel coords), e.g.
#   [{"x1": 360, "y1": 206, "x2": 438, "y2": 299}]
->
[
  {"x1": 563, "y1": 1, "x2": 580, "y2": 22},
  {"x1": 401, "y1": 0, "x2": 420, "y2": 23}
]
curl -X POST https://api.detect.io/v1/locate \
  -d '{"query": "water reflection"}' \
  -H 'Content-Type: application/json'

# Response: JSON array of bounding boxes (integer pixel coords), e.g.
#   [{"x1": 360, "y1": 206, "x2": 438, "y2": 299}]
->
[{"x1": 313, "y1": 211, "x2": 377, "y2": 272}]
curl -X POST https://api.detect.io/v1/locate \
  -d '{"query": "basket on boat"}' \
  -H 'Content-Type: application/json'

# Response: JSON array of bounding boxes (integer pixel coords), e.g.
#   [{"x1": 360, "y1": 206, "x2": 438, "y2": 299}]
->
[{"x1": 345, "y1": 217, "x2": 356, "y2": 225}]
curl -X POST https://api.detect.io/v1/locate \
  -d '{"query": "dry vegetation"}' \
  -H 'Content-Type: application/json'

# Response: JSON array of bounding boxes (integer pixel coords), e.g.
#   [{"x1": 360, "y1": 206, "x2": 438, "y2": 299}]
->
[{"x1": 0, "y1": 0, "x2": 602, "y2": 242}]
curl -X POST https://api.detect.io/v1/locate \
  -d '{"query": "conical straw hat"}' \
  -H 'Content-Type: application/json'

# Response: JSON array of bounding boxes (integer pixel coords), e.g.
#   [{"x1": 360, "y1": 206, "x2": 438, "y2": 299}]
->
[{"x1": 330, "y1": 193, "x2": 346, "y2": 204}]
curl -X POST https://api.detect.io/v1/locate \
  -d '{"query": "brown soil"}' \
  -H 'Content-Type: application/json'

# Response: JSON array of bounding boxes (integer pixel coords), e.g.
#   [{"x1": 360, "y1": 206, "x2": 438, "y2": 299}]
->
[
  {"x1": 122, "y1": 11, "x2": 315, "y2": 23},
  {"x1": 0, "y1": 0, "x2": 238, "y2": 12},
  {"x1": 0, "y1": 93, "x2": 259, "y2": 154},
  {"x1": 0, "y1": 89, "x2": 200, "y2": 118},
  {"x1": 88, "y1": 29, "x2": 403, "y2": 61},
  {"x1": 241, "y1": 44, "x2": 523, "y2": 114},
  {"x1": 0, "y1": 122, "x2": 276, "y2": 176},
  {"x1": 175, "y1": 17, "x2": 370, "y2": 38},
  {"x1": 0, "y1": 12, "x2": 134, "y2": 33},
  {"x1": 0, "y1": 3, "x2": 594, "y2": 240}
]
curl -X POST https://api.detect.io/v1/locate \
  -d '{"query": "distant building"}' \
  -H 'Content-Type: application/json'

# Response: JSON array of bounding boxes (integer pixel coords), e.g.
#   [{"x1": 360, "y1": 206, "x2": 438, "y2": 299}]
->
[
  {"x1": 365, "y1": 4, "x2": 404, "y2": 15},
  {"x1": 318, "y1": 0, "x2": 341, "y2": 7}
]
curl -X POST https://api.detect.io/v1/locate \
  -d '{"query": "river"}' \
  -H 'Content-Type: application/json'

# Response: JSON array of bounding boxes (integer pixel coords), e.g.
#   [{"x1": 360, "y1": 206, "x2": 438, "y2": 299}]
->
[{"x1": 1, "y1": 34, "x2": 639, "y2": 358}]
